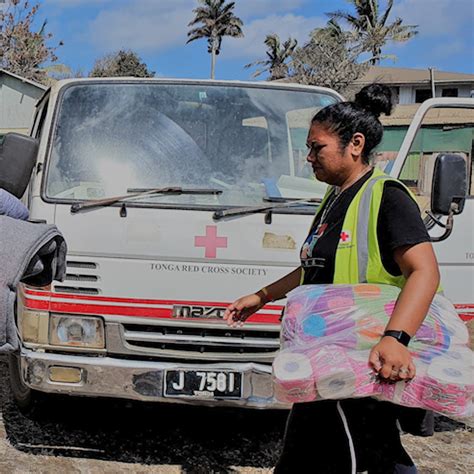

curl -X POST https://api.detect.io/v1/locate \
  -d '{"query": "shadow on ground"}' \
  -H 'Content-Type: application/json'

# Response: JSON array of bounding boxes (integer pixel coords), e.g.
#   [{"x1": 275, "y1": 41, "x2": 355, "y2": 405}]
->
[
  {"x1": 0, "y1": 356, "x2": 286, "y2": 473},
  {"x1": 1, "y1": 356, "x2": 469, "y2": 474}
]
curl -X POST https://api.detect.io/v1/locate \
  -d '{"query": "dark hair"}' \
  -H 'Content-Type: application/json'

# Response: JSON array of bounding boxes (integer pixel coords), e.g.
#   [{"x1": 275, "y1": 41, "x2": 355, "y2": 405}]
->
[{"x1": 311, "y1": 83, "x2": 393, "y2": 164}]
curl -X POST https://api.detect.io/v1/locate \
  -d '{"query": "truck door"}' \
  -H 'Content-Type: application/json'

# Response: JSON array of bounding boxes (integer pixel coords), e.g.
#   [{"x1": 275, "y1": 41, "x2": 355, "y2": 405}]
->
[{"x1": 389, "y1": 98, "x2": 474, "y2": 317}]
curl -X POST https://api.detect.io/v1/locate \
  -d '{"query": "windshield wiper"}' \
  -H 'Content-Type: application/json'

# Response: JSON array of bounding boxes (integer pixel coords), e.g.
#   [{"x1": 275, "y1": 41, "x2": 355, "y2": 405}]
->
[
  {"x1": 70, "y1": 187, "x2": 222, "y2": 214},
  {"x1": 263, "y1": 196, "x2": 313, "y2": 203},
  {"x1": 213, "y1": 197, "x2": 322, "y2": 221}
]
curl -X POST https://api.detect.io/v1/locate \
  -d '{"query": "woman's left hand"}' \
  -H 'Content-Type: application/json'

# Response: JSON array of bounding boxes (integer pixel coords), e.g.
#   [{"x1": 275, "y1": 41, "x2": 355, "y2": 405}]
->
[{"x1": 369, "y1": 337, "x2": 416, "y2": 381}]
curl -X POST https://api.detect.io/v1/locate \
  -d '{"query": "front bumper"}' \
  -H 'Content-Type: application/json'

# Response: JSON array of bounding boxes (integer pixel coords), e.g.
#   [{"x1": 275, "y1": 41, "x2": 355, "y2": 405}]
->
[{"x1": 20, "y1": 348, "x2": 289, "y2": 409}]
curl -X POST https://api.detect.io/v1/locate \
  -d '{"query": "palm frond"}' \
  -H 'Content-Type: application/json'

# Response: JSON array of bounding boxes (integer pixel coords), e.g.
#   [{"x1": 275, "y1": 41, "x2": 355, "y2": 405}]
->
[
  {"x1": 380, "y1": 0, "x2": 394, "y2": 26},
  {"x1": 186, "y1": 26, "x2": 211, "y2": 43},
  {"x1": 327, "y1": 9, "x2": 360, "y2": 27}
]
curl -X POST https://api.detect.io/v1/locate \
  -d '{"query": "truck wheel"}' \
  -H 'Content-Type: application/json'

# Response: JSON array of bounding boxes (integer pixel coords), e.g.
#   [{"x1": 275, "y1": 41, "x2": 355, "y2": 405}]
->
[{"x1": 7, "y1": 352, "x2": 46, "y2": 415}]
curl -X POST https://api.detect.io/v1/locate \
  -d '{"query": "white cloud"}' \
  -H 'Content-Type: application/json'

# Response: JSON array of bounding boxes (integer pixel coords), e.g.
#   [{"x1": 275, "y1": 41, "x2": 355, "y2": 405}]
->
[
  {"x1": 85, "y1": 0, "x2": 194, "y2": 53},
  {"x1": 84, "y1": 0, "x2": 319, "y2": 57},
  {"x1": 222, "y1": 14, "x2": 324, "y2": 60},
  {"x1": 46, "y1": 0, "x2": 113, "y2": 6},
  {"x1": 392, "y1": 0, "x2": 473, "y2": 37},
  {"x1": 234, "y1": 0, "x2": 309, "y2": 19}
]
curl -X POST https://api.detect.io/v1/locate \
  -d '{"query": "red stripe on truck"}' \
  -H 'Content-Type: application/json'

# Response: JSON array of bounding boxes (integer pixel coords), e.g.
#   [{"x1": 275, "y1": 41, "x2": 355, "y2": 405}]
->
[
  {"x1": 22, "y1": 289, "x2": 474, "y2": 321},
  {"x1": 454, "y1": 304, "x2": 474, "y2": 321},
  {"x1": 23, "y1": 288, "x2": 285, "y2": 311},
  {"x1": 23, "y1": 297, "x2": 282, "y2": 324}
]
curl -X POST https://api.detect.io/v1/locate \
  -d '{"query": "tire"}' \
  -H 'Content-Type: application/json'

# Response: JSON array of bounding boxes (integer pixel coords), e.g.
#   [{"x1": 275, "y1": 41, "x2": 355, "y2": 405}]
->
[{"x1": 7, "y1": 352, "x2": 47, "y2": 415}]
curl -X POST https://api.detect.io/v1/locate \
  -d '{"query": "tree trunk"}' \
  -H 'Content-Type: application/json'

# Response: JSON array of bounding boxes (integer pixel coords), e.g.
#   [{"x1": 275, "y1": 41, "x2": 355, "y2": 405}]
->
[
  {"x1": 210, "y1": 39, "x2": 217, "y2": 79},
  {"x1": 370, "y1": 46, "x2": 381, "y2": 65}
]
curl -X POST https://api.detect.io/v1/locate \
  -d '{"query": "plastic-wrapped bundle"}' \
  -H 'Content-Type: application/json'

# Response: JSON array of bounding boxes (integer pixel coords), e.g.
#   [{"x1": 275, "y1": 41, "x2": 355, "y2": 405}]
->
[{"x1": 274, "y1": 284, "x2": 473, "y2": 422}]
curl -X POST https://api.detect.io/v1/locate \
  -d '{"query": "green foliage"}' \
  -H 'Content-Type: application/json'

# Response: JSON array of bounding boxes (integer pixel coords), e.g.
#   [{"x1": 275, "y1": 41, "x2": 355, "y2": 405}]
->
[
  {"x1": 89, "y1": 50, "x2": 155, "y2": 78},
  {"x1": 288, "y1": 20, "x2": 370, "y2": 93},
  {"x1": 187, "y1": 0, "x2": 244, "y2": 79},
  {"x1": 327, "y1": 0, "x2": 418, "y2": 65},
  {"x1": 245, "y1": 34, "x2": 297, "y2": 80},
  {"x1": 258, "y1": 1, "x2": 418, "y2": 92},
  {"x1": 0, "y1": 0, "x2": 63, "y2": 85}
]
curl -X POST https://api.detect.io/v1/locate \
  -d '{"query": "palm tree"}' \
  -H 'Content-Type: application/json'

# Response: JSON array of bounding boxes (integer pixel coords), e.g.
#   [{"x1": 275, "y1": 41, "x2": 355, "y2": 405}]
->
[
  {"x1": 245, "y1": 34, "x2": 297, "y2": 80},
  {"x1": 187, "y1": 0, "x2": 243, "y2": 79},
  {"x1": 327, "y1": 0, "x2": 418, "y2": 65}
]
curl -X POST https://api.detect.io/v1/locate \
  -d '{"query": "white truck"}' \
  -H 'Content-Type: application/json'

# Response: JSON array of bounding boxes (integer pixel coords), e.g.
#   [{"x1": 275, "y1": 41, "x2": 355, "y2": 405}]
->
[{"x1": 2, "y1": 78, "x2": 472, "y2": 412}]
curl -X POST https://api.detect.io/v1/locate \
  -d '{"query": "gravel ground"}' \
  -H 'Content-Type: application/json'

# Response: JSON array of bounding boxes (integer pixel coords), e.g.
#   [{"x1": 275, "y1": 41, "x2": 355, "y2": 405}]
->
[{"x1": 0, "y1": 352, "x2": 472, "y2": 473}]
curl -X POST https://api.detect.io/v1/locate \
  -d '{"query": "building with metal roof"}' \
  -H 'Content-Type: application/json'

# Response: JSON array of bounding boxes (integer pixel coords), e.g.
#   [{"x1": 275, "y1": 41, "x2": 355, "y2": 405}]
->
[
  {"x1": 352, "y1": 66, "x2": 474, "y2": 105},
  {"x1": 0, "y1": 69, "x2": 47, "y2": 139}
]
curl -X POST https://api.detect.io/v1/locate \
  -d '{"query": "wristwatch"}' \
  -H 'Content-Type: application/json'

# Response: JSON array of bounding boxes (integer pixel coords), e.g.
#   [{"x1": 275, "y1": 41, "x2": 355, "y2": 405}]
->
[{"x1": 383, "y1": 330, "x2": 411, "y2": 347}]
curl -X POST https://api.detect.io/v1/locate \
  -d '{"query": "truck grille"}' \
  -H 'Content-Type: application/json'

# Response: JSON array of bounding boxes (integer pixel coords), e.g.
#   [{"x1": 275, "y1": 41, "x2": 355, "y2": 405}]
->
[
  {"x1": 54, "y1": 260, "x2": 101, "y2": 295},
  {"x1": 119, "y1": 322, "x2": 280, "y2": 361}
]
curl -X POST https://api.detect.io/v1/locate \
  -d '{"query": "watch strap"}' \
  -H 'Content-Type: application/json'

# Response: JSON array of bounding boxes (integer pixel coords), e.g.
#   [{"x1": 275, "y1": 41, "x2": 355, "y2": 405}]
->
[{"x1": 383, "y1": 330, "x2": 411, "y2": 347}]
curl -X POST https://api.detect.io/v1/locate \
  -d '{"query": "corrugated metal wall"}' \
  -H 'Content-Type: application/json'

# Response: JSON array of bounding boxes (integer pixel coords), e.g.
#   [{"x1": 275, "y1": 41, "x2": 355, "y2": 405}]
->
[{"x1": 0, "y1": 73, "x2": 44, "y2": 137}]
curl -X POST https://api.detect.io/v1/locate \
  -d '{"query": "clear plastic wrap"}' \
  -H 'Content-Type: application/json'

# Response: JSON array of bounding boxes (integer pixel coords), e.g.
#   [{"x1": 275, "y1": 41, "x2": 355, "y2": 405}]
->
[{"x1": 273, "y1": 284, "x2": 473, "y2": 422}]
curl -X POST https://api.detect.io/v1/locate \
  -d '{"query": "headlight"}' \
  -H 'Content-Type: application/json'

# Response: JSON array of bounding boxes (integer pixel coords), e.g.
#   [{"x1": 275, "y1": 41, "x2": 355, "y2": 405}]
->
[{"x1": 49, "y1": 315, "x2": 105, "y2": 349}]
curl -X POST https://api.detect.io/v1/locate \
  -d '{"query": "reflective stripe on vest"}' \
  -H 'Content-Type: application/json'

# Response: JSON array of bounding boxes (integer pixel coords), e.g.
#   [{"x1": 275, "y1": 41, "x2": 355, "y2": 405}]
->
[
  {"x1": 356, "y1": 173, "x2": 392, "y2": 283},
  {"x1": 334, "y1": 167, "x2": 410, "y2": 287}
]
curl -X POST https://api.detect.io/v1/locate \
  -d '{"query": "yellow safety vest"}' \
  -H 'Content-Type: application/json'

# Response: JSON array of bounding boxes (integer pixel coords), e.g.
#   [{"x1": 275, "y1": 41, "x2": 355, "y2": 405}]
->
[{"x1": 301, "y1": 168, "x2": 426, "y2": 288}]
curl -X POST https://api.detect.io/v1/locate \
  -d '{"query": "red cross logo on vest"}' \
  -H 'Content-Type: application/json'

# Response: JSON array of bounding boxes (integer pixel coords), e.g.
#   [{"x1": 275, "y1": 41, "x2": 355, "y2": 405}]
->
[
  {"x1": 194, "y1": 225, "x2": 228, "y2": 258},
  {"x1": 339, "y1": 230, "x2": 351, "y2": 243}
]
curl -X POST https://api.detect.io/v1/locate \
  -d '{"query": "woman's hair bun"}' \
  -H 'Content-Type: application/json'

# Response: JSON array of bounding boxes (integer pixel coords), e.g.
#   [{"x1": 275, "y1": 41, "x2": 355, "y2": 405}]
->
[{"x1": 354, "y1": 83, "x2": 393, "y2": 117}]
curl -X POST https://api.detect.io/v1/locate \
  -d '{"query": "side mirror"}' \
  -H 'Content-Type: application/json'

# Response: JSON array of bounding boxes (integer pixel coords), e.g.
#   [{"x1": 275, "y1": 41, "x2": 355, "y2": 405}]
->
[
  {"x1": 0, "y1": 133, "x2": 38, "y2": 198},
  {"x1": 431, "y1": 153, "x2": 467, "y2": 215}
]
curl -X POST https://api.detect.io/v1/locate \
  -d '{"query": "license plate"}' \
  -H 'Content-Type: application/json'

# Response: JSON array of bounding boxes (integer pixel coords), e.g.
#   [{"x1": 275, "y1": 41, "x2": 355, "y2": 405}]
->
[{"x1": 164, "y1": 370, "x2": 243, "y2": 399}]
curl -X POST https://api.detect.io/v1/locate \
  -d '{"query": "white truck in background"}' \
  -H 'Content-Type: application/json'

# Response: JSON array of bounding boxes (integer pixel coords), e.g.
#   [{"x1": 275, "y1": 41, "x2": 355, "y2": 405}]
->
[{"x1": 0, "y1": 78, "x2": 472, "y2": 412}]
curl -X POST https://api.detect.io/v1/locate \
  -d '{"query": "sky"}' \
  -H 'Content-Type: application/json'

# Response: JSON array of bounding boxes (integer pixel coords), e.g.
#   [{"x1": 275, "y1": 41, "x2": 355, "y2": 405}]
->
[{"x1": 25, "y1": 0, "x2": 474, "y2": 79}]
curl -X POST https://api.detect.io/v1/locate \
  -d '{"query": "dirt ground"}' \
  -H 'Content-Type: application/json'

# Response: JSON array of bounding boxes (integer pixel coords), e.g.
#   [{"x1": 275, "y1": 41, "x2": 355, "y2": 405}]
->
[
  {"x1": 1, "y1": 319, "x2": 473, "y2": 473},
  {"x1": 1, "y1": 353, "x2": 473, "y2": 474}
]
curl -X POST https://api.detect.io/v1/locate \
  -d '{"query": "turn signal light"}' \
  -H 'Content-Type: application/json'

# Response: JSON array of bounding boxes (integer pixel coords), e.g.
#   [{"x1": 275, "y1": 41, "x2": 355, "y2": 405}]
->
[{"x1": 49, "y1": 366, "x2": 83, "y2": 384}]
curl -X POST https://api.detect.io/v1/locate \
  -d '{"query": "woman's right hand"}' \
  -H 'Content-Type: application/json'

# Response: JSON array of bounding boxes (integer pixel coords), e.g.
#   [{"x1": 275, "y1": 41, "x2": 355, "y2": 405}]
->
[{"x1": 223, "y1": 293, "x2": 264, "y2": 327}]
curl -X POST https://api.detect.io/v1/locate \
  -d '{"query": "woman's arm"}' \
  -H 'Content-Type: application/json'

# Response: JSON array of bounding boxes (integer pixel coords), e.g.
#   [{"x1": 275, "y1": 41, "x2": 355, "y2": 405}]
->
[
  {"x1": 387, "y1": 242, "x2": 440, "y2": 335},
  {"x1": 258, "y1": 266, "x2": 303, "y2": 303},
  {"x1": 223, "y1": 267, "x2": 302, "y2": 327},
  {"x1": 369, "y1": 242, "x2": 440, "y2": 380}
]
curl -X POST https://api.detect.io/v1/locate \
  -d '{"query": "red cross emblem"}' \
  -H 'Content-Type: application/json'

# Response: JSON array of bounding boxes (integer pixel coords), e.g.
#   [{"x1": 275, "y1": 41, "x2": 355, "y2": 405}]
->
[
  {"x1": 340, "y1": 231, "x2": 351, "y2": 243},
  {"x1": 194, "y1": 225, "x2": 228, "y2": 258}
]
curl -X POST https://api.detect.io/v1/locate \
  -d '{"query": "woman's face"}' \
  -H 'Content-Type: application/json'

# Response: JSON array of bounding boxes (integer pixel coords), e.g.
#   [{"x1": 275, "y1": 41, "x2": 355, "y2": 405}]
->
[{"x1": 306, "y1": 123, "x2": 360, "y2": 186}]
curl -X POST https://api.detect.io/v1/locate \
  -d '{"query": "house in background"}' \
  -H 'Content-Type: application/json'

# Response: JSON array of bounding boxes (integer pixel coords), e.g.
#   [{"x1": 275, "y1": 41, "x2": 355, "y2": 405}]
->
[
  {"x1": 351, "y1": 66, "x2": 474, "y2": 104},
  {"x1": 0, "y1": 69, "x2": 46, "y2": 140}
]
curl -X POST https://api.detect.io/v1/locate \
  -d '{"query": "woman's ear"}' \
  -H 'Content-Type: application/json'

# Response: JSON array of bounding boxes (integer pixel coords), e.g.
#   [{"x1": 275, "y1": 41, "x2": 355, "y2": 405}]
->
[{"x1": 350, "y1": 132, "x2": 365, "y2": 160}]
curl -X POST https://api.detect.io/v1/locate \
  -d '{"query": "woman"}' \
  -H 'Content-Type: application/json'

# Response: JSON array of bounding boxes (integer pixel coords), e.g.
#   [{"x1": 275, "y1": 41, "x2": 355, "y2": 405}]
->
[{"x1": 223, "y1": 84, "x2": 440, "y2": 473}]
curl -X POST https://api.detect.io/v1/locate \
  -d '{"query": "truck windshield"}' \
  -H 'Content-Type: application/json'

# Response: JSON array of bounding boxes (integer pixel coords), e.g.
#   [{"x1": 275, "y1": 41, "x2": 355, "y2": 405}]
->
[{"x1": 45, "y1": 82, "x2": 337, "y2": 208}]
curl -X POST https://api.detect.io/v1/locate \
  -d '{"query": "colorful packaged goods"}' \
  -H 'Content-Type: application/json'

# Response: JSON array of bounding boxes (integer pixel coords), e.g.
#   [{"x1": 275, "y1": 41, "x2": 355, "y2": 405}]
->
[{"x1": 273, "y1": 284, "x2": 473, "y2": 423}]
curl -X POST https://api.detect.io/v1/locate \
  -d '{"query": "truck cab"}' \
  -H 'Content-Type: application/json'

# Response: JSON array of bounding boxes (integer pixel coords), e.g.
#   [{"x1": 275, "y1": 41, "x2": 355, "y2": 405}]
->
[
  {"x1": 9, "y1": 79, "x2": 341, "y2": 409},
  {"x1": 4, "y1": 79, "x2": 473, "y2": 411}
]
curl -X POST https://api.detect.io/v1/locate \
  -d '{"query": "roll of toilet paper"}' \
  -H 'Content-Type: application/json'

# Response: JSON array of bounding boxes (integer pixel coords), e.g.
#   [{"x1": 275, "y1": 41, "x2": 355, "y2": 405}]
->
[
  {"x1": 445, "y1": 319, "x2": 470, "y2": 345},
  {"x1": 281, "y1": 316, "x2": 297, "y2": 348},
  {"x1": 443, "y1": 347, "x2": 474, "y2": 366},
  {"x1": 422, "y1": 379, "x2": 472, "y2": 417},
  {"x1": 422, "y1": 357, "x2": 474, "y2": 416},
  {"x1": 346, "y1": 350, "x2": 378, "y2": 397},
  {"x1": 355, "y1": 314, "x2": 385, "y2": 350},
  {"x1": 300, "y1": 313, "x2": 327, "y2": 340},
  {"x1": 311, "y1": 346, "x2": 357, "y2": 399},
  {"x1": 284, "y1": 301, "x2": 304, "y2": 319},
  {"x1": 273, "y1": 351, "x2": 317, "y2": 403},
  {"x1": 427, "y1": 357, "x2": 473, "y2": 385},
  {"x1": 353, "y1": 284, "x2": 383, "y2": 298},
  {"x1": 376, "y1": 379, "x2": 424, "y2": 408},
  {"x1": 432, "y1": 294, "x2": 470, "y2": 345},
  {"x1": 375, "y1": 363, "x2": 428, "y2": 408},
  {"x1": 327, "y1": 295, "x2": 354, "y2": 311}
]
